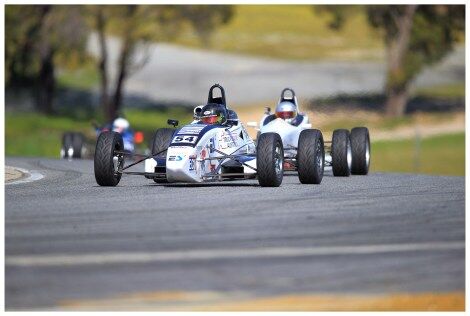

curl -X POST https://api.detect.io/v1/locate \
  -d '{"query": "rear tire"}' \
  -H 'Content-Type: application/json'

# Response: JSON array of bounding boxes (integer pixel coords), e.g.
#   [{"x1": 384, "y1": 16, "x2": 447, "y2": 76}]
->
[
  {"x1": 72, "y1": 132, "x2": 85, "y2": 159},
  {"x1": 331, "y1": 129, "x2": 351, "y2": 177},
  {"x1": 257, "y1": 133, "x2": 284, "y2": 187},
  {"x1": 94, "y1": 131, "x2": 123, "y2": 186},
  {"x1": 297, "y1": 129, "x2": 325, "y2": 184},
  {"x1": 151, "y1": 128, "x2": 176, "y2": 183},
  {"x1": 351, "y1": 127, "x2": 370, "y2": 175}
]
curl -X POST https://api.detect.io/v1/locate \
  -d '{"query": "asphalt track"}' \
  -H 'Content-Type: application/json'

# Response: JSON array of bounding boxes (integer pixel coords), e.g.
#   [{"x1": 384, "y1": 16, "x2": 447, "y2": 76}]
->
[{"x1": 5, "y1": 157, "x2": 465, "y2": 310}]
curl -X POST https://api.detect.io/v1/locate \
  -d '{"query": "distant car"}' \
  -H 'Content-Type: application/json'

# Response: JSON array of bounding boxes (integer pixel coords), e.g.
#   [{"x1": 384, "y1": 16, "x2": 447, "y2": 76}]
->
[
  {"x1": 60, "y1": 118, "x2": 144, "y2": 159},
  {"x1": 247, "y1": 88, "x2": 370, "y2": 178},
  {"x1": 93, "y1": 84, "x2": 324, "y2": 187}
]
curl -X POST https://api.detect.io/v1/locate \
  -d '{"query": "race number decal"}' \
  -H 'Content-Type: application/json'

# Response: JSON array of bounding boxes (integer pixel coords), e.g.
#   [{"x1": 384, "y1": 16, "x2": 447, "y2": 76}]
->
[{"x1": 172, "y1": 135, "x2": 198, "y2": 145}]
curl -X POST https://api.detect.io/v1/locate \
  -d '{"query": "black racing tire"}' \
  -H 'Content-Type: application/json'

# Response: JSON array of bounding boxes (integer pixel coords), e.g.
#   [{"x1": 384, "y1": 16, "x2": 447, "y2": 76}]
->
[
  {"x1": 331, "y1": 129, "x2": 351, "y2": 177},
  {"x1": 351, "y1": 127, "x2": 370, "y2": 175},
  {"x1": 297, "y1": 129, "x2": 325, "y2": 184},
  {"x1": 72, "y1": 132, "x2": 85, "y2": 159},
  {"x1": 94, "y1": 131, "x2": 123, "y2": 186},
  {"x1": 256, "y1": 133, "x2": 284, "y2": 187},
  {"x1": 61, "y1": 132, "x2": 74, "y2": 158},
  {"x1": 151, "y1": 128, "x2": 176, "y2": 183}
]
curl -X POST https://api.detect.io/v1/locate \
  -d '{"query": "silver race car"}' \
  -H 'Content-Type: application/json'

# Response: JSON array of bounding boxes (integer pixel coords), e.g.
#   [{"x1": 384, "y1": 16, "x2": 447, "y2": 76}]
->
[
  {"x1": 248, "y1": 88, "x2": 370, "y2": 179},
  {"x1": 94, "y1": 84, "x2": 322, "y2": 187}
]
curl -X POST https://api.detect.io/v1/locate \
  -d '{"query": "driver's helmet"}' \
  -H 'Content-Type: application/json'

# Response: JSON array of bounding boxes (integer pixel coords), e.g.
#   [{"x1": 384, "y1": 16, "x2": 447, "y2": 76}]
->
[
  {"x1": 112, "y1": 117, "x2": 130, "y2": 133},
  {"x1": 200, "y1": 103, "x2": 227, "y2": 125},
  {"x1": 275, "y1": 101, "x2": 297, "y2": 123}
]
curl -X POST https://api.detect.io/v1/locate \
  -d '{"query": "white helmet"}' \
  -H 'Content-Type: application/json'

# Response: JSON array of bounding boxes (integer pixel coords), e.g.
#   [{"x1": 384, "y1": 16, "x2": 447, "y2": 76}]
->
[
  {"x1": 275, "y1": 101, "x2": 297, "y2": 123},
  {"x1": 112, "y1": 117, "x2": 130, "y2": 132}
]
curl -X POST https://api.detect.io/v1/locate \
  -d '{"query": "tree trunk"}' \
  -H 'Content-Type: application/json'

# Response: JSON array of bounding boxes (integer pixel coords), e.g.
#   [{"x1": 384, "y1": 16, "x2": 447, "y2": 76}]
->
[
  {"x1": 385, "y1": 86, "x2": 409, "y2": 116},
  {"x1": 110, "y1": 37, "x2": 132, "y2": 120},
  {"x1": 109, "y1": 5, "x2": 136, "y2": 120},
  {"x1": 35, "y1": 5, "x2": 55, "y2": 114},
  {"x1": 37, "y1": 49, "x2": 55, "y2": 114},
  {"x1": 384, "y1": 5, "x2": 417, "y2": 117},
  {"x1": 96, "y1": 8, "x2": 110, "y2": 121}
]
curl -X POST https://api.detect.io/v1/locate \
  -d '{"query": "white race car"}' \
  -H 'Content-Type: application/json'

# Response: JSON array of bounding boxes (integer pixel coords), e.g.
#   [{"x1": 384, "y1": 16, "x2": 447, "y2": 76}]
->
[
  {"x1": 247, "y1": 88, "x2": 370, "y2": 178},
  {"x1": 94, "y1": 84, "x2": 325, "y2": 187}
]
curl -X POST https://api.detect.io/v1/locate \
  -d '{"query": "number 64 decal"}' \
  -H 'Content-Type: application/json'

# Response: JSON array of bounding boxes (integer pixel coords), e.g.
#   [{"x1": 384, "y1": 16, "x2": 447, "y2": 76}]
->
[{"x1": 173, "y1": 135, "x2": 198, "y2": 144}]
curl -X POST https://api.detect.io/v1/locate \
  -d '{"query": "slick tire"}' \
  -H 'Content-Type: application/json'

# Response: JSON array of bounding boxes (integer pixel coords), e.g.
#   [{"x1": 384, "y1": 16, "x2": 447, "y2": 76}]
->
[
  {"x1": 61, "y1": 132, "x2": 74, "y2": 158},
  {"x1": 72, "y1": 132, "x2": 85, "y2": 159},
  {"x1": 350, "y1": 127, "x2": 370, "y2": 175},
  {"x1": 297, "y1": 129, "x2": 325, "y2": 184},
  {"x1": 257, "y1": 133, "x2": 284, "y2": 187},
  {"x1": 151, "y1": 128, "x2": 176, "y2": 183},
  {"x1": 331, "y1": 129, "x2": 351, "y2": 177},
  {"x1": 94, "y1": 131, "x2": 123, "y2": 186}
]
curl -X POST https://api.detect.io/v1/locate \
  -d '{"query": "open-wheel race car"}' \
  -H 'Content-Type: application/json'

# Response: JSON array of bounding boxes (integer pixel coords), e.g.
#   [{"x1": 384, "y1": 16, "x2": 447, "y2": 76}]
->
[
  {"x1": 247, "y1": 88, "x2": 370, "y2": 177},
  {"x1": 93, "y1": 84, "x2": 325, "y2": 187},
  {"x1": 61, "y1": 118, "x2": 144, "y2": 159}
]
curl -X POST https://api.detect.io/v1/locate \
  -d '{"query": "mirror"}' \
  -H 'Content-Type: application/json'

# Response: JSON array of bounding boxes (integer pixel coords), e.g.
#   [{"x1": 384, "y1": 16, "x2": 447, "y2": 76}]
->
[{"x1": 167, "y1": 119, "x2": 179, "y2": 127}]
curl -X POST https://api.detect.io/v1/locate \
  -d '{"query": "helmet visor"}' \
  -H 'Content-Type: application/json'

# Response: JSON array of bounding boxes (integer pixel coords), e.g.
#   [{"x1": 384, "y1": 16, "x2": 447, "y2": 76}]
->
[
  {"x1": 276, "y1": 111, "x2": 295, "y2": 119},
  {"x1": 202, "y1": 115, "x2": 220, "y2": 124}
]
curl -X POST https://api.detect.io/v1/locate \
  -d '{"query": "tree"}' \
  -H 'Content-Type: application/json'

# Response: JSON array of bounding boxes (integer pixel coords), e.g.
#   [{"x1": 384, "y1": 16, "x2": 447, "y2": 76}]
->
[
  {"x1": 179, "y1": 5, "x2": 234, "y2": 46},
  {"x1": 89, "y1": 5, "x2": 165, "y2": 121},
  {"x1": 5, "y1": 5, "x2": 89, "y2": 114},
  {"x1": 91, "y1": 5, "x2": 234, "y2": 122},
  {"x1": 316, "y1": 5, "x2": 465, "y2": 116}
]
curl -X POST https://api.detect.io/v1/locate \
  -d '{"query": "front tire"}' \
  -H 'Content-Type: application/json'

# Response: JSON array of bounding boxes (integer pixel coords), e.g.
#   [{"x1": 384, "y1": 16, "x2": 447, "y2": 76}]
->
[
  {"x1": 351, "y1": 127, "x2": 370, "y2": 175},
  {"x1": 94, "y1": 131, "x2": 124, "y2": 186},
  {"x1": 331, "y1": 129, "x2": 351, "y2": 177},
  {"x1": 257, "y1": 133, "x2": 284, "y2": 187},
  {"x1": 151, "y1": 128, "x2": 176, "y2": 183},
  {"x1": 297, "y1": 129, "x2": 325, "y2": 184}
]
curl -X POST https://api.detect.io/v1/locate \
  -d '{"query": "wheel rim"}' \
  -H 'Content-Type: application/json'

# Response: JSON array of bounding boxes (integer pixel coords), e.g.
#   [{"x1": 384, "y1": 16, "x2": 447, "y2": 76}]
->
[
  {"x1": 113, "y1": 143, "x2": 124, "y2": 175},
  {"x1": 365, "y1": 139, "x2": 370, "y2": 168},
  {"x1": 347, "y1": 139, "x2": 352, "y2": 170},
  {"x1": 113, "y1": 156, "x2": 119, "y2": 173},
  {"x1": 274, "y1": 145, "x2": 283, "y2": 176},
  {"x1": 316, "y1": 140, "x2": 323, "y2": 171}
]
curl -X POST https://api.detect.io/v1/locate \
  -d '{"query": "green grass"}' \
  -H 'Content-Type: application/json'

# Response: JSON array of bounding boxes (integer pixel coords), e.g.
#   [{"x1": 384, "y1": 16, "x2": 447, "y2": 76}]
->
[
  {"x1": 371, "y1": 133, "x2": 465, "y2": 176},
  {"x1": 174, "y1": 5, "x2": 383, "y2": 61},
  {"x1": 5, "y1": 112, "x2": 93, "y2": 157},
  {"x1": 413, "y1": 82, "x2": 465, "y2": 99},
  {"x1": 5, "y1": 108, "x2": 193, "y2": 158},
  {"x1": 123, "y1": 108, "x2": 193, "y2": 132}
]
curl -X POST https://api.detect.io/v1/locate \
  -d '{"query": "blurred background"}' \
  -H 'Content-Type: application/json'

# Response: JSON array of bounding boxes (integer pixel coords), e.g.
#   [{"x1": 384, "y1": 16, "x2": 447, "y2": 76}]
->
[{"x1": 5, "y1": 5, "x2": 465, "y2": 175}]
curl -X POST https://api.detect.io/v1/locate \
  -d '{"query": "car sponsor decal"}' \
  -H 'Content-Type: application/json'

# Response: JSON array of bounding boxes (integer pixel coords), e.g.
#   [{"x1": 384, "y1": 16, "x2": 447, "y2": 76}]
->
[
  {"x1": 189, "y1": 155, "x2": 196, "y2": 171},
  {"x1": 177, "y1": 124, "x2": 206, "y2": 135},
  {"x1": 219, "y1": 131, "x2": 238, "y2": 149},
  {"x1": 168, "y1": 155, "x2": 184, "y2": 161}
]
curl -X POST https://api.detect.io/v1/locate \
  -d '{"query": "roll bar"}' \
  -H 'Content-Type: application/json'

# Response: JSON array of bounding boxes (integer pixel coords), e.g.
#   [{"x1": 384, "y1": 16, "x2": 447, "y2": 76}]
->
[
  {"x1": 208, "y1": 84, "x2": 227, "y2": 108},
  {"x1": 279, "y1": 87, "x2": 300, "y2": 111},
  {"x1": 280, "y1": 88, "x2": 296, "y2": 101}
]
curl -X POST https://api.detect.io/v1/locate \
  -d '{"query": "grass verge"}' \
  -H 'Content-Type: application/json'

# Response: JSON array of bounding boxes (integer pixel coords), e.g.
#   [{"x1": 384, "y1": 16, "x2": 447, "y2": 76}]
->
[
  {"x1": 371, "y1": 133, "x2": 464, "y2": 176},
  {"x1": 5, "y1": 108, "x2": 193, "y2": 158}
]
